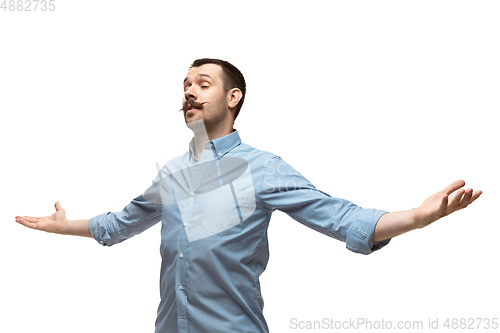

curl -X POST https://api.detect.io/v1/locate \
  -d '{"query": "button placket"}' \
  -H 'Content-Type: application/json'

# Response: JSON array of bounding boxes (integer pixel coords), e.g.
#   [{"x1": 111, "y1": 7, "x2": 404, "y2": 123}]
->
[{"x1": 175, "y1": 225, "x2": 189, "y2": 324}]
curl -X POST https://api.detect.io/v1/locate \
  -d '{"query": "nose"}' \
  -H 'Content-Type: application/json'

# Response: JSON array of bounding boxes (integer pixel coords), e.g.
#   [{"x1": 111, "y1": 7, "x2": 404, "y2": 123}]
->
[{"x1": 184, "y1": 85, "x2": 197, "y2": 101}]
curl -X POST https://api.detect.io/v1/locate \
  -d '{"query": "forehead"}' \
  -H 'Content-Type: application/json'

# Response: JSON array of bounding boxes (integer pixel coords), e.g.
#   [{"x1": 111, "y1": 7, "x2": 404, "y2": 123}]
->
[{"x1": 184, "y1": 64, "x2": 223, "y2": 83}]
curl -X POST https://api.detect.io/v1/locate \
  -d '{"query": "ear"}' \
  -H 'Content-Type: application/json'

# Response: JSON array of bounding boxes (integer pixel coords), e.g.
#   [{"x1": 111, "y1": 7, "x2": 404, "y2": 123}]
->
[{"x1": 227, "y1": 88, "x2": 243, "y2": 110}]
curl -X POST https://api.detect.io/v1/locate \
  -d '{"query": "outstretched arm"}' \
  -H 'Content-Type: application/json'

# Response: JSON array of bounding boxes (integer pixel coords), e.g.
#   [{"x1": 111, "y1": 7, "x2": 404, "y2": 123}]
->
[
  {"x1": 15, "y1": 201, "x2": 92, "y2": 238},
  {"x1": 373, "y1": 180, "x2": 482, "y2": 243}
]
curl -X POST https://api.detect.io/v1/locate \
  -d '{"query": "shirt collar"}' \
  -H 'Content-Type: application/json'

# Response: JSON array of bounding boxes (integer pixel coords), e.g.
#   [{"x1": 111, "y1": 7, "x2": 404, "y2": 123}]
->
[{"x1": 189, "y1": 129, "x2": 241, "y2": 161}]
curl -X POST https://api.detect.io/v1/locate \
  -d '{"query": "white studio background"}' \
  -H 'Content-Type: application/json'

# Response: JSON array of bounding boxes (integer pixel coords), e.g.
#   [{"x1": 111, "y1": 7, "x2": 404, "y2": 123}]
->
[{"x1": 1, "y1": 1, "x2": 498, "y2": 332}]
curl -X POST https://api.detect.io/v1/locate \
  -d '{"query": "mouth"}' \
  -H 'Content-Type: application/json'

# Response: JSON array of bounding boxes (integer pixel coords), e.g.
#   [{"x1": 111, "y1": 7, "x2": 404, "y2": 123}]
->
[
  {"x1": 183, "y1": 100, "x2": 208, "y2": 113},
  {"x1": 185, "y1": 106, "x2": 201, "y2": 117}
]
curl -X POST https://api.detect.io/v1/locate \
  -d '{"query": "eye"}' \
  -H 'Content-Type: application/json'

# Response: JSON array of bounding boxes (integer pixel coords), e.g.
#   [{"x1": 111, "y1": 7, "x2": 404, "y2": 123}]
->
[{"x1": 201, "y1": 84, "x2": 209, "y2": 89}]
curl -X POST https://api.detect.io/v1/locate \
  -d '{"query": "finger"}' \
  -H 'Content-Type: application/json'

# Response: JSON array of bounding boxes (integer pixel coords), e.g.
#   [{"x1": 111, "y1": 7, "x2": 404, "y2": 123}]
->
[
  {"x1": 443, "y1": 180, "x2": 466, "y2": 195},
  {"x1": 15, "y1": 216, "x2": 37, "y2": 229},
  {"x1": 445, "y1": 189, "x2": 465, "y2": 215},
  {"x1": 20, "y1": 216, "x2": 39, "y2": 223},
  {"x1": 469, "y1": 190, "x2": 482, "y2": 204},
  {"x1": 438, "y1": 193, "x2": 449, "y2": 214},
  {"x1": 456, "y1": 188, "x2": 482, "y2": 210},
  {"x1": 55, "y1": 201, "x2": 63, "y2": 211},
  {"x1": 457, "y1": 188, "x2": 473, "y2": 209}
]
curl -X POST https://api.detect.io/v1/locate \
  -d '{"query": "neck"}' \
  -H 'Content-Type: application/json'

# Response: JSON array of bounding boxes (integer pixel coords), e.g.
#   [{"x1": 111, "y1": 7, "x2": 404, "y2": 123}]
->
[{"x1": 188, "y1": 119, "x2": 232, "y2": 160}]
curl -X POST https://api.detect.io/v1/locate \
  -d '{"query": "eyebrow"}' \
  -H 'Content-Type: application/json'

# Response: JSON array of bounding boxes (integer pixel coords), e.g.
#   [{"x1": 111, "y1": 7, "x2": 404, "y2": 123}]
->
[{"x1": 183, "y1": 73, "x2": 214, "y2": 84}]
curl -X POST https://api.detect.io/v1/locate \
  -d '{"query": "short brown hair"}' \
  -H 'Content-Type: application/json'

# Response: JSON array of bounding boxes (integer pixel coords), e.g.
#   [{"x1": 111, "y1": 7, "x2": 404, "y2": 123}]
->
[{"x1": 190, "y1": 58, "x2": 246, "y2": 121}]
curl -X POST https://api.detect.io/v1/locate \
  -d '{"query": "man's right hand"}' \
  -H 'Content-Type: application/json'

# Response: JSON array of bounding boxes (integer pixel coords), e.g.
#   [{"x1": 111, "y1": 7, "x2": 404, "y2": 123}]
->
[{"x1": 15, "y1": 202, "x2": 92, "y2": 238}]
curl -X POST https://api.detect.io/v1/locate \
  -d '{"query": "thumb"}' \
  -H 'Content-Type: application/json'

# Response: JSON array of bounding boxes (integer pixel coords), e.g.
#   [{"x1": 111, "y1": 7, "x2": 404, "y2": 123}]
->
[{"x1": 55, "y1": 201, "x2": 63, "y2": 212}]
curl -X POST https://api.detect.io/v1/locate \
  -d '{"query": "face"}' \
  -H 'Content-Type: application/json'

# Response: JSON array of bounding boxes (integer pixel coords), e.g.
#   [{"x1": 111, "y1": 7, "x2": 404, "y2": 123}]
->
[{"x1": 182, "y1": 64, "x2": 230, "y2": 129}]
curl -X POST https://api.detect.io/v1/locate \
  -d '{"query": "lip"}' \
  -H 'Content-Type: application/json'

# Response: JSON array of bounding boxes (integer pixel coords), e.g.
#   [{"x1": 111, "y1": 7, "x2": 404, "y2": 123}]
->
[{"x1": 186, "y1": 108, "x2": 201, "y2": 114}]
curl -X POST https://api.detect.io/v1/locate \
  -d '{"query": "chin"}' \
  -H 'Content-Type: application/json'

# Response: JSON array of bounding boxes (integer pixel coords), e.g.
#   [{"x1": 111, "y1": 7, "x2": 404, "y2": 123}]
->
[
  {"x1": 185, "y1": 116, "x2": 201, "y2": 123},
  {"x1": 185, "y1": 116, "x2": 208, "y2": 130}
]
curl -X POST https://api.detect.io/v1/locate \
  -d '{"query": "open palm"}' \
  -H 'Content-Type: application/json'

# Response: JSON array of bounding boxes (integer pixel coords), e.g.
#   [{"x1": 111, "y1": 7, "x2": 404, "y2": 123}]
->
[
  {"x1": 15, "y1": 201, "x2": 68, "y2": 234},
  {"x1": 414, "y1": 180, "x2": 482, "y2": 229}
]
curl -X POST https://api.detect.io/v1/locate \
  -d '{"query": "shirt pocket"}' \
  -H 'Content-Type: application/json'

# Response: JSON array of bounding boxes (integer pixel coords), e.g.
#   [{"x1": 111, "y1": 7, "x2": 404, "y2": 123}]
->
[{"x1": 201, "y1": 184, "x2": 243, "y2": 236}]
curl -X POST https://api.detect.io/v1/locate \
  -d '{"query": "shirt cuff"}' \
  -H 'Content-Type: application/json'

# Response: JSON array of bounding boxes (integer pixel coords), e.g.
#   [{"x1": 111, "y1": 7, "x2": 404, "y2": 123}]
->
[
  {"x1": 88, "y1": 213, "x2": 112, "y2": 246},
  {"x1": 346, "y1": 210, "x2": 390, "y2": 255}
]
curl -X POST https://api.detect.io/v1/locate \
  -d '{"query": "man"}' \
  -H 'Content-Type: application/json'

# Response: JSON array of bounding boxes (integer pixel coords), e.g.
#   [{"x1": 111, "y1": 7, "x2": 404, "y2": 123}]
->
[{"x1": 15, "y1": 58, "x2": 482, "y2": 332}]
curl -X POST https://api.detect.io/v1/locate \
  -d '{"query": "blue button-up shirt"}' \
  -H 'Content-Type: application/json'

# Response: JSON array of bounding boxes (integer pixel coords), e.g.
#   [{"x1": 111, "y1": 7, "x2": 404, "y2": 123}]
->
[{"x1": 89, "y1": 130, "x2": 389, "y2": 332}]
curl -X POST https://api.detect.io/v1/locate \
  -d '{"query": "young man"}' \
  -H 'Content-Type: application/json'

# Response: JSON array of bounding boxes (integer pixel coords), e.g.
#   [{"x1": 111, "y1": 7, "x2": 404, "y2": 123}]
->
[{"x1": 15, "y1": 58, "x2": 482, "y2": 333}]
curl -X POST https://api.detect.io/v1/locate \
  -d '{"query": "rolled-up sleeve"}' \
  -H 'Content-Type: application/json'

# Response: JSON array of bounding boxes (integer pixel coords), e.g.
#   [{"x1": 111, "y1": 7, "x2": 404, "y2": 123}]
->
[
  {"x1": 258, "y1": 156, "x2": 389, "y2": 255},
  {"x1": 88, "y1": 194, "x2": 162, "y2": 246}
]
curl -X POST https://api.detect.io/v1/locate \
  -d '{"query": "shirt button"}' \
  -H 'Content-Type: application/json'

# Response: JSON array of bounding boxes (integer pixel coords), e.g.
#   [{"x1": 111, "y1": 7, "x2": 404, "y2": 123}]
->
[
  {"x1": 184, "y1": 222, "x2": 188, "y2": 227},
  {"x1": 99, "y1": 241, "x2": 104, "y2": 245},
  {"x1": 179, "y1": 253, "x2": 184, "y2": 258},
  {"x1": 190, "y1": 191, "x2": 195, "y2": 197},
  {"x1": 179, "y1": 285, "x2": 183, "y2": 290}
]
